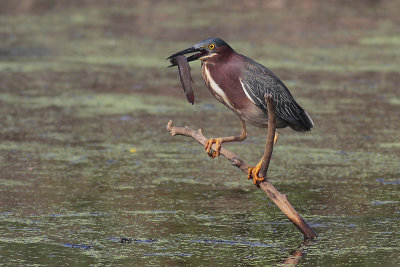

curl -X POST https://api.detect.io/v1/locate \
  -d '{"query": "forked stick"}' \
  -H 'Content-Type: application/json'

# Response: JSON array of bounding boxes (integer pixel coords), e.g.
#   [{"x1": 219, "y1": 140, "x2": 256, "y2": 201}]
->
[{"x1": 166, "y1": 95, "x2": 317, "y2": 239}]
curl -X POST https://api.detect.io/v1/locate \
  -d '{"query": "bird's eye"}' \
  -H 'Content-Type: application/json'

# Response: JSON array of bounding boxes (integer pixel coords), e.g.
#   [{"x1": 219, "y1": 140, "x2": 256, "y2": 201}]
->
[{"x1": 208, "y1": 44, "x2": 215, "y2": 50}]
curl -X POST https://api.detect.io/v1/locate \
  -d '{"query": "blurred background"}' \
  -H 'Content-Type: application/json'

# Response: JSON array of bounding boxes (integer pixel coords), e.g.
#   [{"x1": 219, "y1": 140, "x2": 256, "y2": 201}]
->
[{"x1": 0, "y1": 0, "x2": 399, "y2": 266}]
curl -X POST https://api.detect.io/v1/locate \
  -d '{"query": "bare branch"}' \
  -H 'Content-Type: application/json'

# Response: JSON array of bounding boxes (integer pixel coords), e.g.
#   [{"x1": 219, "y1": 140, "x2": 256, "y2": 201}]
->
[{"x1": 166, "y1": 96, "x2": 317, "y2": 239}]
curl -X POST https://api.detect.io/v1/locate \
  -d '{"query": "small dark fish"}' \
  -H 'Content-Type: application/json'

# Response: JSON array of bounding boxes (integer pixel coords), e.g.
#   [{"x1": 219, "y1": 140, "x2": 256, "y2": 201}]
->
[
  {"x1": 120, "y1": 237, "x2": 132, "y2": 244},
  {"x1": 169, "y1": 55, "x2": 195, "y2": 105}
]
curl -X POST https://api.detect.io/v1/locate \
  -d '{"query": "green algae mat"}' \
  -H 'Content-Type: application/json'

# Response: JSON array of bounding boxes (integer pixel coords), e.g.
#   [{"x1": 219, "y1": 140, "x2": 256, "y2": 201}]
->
[{"x1": 1, "y1": 1, "x2": 399, "y2": 266}]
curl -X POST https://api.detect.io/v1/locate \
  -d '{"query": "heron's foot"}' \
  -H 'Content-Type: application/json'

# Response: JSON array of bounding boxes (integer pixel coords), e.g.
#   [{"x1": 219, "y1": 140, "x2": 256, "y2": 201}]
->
[
  {"x1": 274, "y1": 132, "x2": 279, "y2": 145},
  {"x1": 247, "y1": 160, "x2": 265, "y2": 184},
  {"x1": 205, "y1": 138, "x2": 222, "y2": 158}
]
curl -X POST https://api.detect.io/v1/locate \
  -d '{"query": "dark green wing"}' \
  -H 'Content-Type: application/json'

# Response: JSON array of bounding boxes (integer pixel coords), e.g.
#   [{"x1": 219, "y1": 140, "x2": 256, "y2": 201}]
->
[{"x1": 241, "y1": 59, "x2": 314, "y2": 131}]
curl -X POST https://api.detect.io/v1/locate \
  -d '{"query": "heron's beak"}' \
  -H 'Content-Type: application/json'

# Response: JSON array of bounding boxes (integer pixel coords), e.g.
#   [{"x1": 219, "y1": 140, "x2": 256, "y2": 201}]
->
[{"x1": 167, "y1": 46, "x2": 207, "y2": 67}]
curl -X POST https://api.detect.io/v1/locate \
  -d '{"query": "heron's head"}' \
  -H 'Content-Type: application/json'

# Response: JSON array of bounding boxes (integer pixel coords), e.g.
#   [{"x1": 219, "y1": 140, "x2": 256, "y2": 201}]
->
[{"x1": 167, "y1": 38, "x2": 232, "y2": 64}]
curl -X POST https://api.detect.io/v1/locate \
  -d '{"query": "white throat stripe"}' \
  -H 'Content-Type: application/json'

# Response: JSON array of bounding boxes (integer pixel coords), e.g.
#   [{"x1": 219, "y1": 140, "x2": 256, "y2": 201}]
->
[{"x1": 204, "y1": 67, "x2": 232, "y2": 107}]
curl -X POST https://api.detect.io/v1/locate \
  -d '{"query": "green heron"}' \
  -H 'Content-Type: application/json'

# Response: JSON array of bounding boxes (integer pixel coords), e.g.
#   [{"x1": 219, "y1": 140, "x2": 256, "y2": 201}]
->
[{"x1": 168, "y1": 38, "x2": 314, "y2": 183}]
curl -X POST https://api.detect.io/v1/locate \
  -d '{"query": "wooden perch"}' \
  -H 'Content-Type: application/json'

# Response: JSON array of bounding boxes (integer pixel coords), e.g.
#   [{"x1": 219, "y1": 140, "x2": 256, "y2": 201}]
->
[{"x1": 166, "y1": 95, "x2": 317, "y2": 240}]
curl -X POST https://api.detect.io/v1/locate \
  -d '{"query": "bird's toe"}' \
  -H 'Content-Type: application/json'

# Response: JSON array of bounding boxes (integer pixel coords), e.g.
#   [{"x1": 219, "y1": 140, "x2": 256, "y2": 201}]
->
[
  {"x1": 205, "y1": 138, "x2": 222, "y2": 158},
  {"x1": 248, "y1": 161, "x2": 265, "y2": 184}
]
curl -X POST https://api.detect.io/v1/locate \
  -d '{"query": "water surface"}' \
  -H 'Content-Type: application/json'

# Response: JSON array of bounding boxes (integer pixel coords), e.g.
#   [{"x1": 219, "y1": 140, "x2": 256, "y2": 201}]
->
[{"x1": 0, "y1": 1, "x2": 399, "y2": 266}]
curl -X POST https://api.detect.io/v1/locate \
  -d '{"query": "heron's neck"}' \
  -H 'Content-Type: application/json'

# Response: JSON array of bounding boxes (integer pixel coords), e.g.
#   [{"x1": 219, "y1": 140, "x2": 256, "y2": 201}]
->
[{"x1": 202, "y1": 49, "x2": 235, "y2": 65}]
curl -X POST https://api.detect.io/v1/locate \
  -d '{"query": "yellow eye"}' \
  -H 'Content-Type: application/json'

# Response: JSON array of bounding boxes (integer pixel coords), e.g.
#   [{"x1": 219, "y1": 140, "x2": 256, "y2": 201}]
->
[{"x1": 208, "y1": 43, "x2": 215, "y2": 50}]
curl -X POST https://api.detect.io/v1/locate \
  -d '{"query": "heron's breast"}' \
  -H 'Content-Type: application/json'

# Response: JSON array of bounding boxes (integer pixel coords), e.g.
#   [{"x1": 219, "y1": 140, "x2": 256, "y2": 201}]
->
[
  {"x1": 202, "y1": 63, "x2": 271, "y2": 126},
  {"x1": 202, "y1": 65, "x2": 235, "y2": 109}
]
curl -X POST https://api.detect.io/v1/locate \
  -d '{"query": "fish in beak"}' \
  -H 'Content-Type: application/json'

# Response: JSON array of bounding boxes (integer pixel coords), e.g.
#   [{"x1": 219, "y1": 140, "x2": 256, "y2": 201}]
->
[
  {"x1": 168, "y1": 55, "x2": 195, "y2": 104},
  {"x1": 167, "y1": 46, "x2": 208, "y2": 67}
]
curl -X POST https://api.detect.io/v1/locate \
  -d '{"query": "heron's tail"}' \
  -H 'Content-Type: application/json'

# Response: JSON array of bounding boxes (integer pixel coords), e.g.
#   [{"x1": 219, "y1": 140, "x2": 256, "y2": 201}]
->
[{"x1": 298, "y1": 109, "x2": 314, "y2": 131}]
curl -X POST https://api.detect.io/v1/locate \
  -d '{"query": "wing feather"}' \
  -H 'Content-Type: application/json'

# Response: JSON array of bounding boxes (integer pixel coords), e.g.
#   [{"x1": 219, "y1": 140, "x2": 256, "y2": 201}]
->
[{"x1": 241, "y1": 59, "x2": 313, "y2": 131}]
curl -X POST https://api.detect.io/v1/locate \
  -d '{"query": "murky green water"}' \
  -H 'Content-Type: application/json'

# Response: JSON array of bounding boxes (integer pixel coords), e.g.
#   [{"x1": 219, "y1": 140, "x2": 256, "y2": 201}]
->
[{"x1": 1, "y1": 1, "x2": 399, "y2": 266}]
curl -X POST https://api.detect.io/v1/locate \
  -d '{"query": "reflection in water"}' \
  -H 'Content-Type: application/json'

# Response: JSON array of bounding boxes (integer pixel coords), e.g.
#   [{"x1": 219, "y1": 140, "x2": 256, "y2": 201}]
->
[{"x1": 281, "y1": 240, "x2": 311, "y2": 266}]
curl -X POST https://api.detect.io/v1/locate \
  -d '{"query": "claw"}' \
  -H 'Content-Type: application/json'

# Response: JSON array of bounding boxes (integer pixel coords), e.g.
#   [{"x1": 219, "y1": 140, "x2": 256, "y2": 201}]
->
[
  {"x1": 247, "y1": 161, "x2": 265, "y2": 184},
  {"x1": 205, "y1": 138, "x2": 222, "y2": 158}
]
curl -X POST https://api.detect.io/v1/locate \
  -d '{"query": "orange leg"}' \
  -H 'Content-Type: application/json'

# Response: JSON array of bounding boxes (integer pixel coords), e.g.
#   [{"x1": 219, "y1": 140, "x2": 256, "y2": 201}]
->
[
  {"x1": 205, "y1": 118, "x2": 247, "y2": 158},
  {"x1": 274, "y1": 132, "x2": 279, "y2": 145}
]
